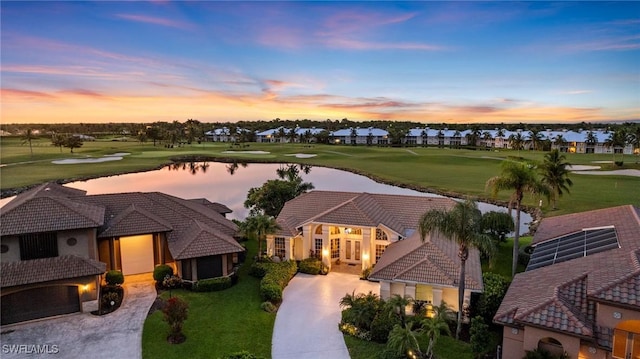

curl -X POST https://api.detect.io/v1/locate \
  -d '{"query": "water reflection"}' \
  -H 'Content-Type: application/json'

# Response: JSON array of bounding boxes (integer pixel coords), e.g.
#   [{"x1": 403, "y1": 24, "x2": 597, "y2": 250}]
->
[{"x1": 1, "y1": 162, "x2": 532, "y2": 231}]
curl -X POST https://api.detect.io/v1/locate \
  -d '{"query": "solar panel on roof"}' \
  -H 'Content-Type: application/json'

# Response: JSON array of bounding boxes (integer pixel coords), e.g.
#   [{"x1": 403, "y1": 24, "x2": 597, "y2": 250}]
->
[{"x1": 526, "y1": 226, "x2": 619, "y2": 271}]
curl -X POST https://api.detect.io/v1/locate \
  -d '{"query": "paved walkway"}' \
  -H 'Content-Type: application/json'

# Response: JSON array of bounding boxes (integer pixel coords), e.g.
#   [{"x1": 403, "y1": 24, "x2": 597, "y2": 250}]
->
[
  {"x1": 1, "y1": 274, "x2": 156, "y2": 359},
  {"x1": 272, "y1": 272, "x2": 379, "y2": 359}
]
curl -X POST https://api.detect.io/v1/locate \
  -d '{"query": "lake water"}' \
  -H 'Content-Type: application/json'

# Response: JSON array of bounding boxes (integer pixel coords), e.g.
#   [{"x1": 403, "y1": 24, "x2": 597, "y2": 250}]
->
[{"x1": 1, "y1": 162, "x2": 532, "y2": 231}]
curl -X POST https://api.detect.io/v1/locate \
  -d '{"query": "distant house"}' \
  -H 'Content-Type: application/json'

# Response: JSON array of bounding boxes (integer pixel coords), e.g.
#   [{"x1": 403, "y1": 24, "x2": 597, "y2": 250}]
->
[
  {"x1": 494, "y1": 205, "x2": 640, "y2": 359},
  {"x1": 266, "y1": 191, "x2": 483, "y2": 312},
  {"x1": 330, "y1": 127, "x2": 389, "y2": 145},
  {"x1": 0, "y1": 183, "x2": 243, "y2": 325}
]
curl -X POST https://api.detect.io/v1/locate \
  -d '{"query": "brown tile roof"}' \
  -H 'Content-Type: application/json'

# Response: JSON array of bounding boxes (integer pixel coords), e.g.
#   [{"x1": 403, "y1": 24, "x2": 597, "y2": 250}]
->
[
  {"x1": 495, "y1": 205, "x2": 640, "y2": 339},
  {"x1": 369, "y1": 231, "x2": 483, "y2": 291},
  {"x1": 276, "y1": 191, "x2": 456, "y2": 237},
  {"x1": 188, "y1": 198, "x2": 233, "y2": 214},
  {"x1": 0, "y1": 196, "x2": 105, "y2": 236},
  {"x1": 1, "y1": 255, "x2": 106, "y2": 287},
  {"x1": 98, "y1": 204, "x2": 173, "y2": 238},
  {"x1": 170, "y1": 220, "x2": 244, "y2": 260}
]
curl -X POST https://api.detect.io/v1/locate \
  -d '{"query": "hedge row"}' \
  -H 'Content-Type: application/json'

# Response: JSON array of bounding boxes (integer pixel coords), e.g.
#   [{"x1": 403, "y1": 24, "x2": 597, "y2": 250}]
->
[
  {"x1": 194, "y1": 276, "x2": 233, "y2": 292},
  {"x1": 252, "y1": 260, "x2": 297, "y2": 303},
  {"x1": 298, "y1": 258, "x2": 322, "y2": 275}
]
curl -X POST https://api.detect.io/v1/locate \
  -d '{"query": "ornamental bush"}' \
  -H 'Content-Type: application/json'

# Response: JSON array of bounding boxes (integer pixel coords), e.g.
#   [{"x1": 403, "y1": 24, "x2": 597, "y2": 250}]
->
[
  {"x1": 153, "y1": 264, "x2": 174, "y2": 283},
  {"x1": 258, "y1": 260, "x2": 297, "y2": 303},
  {"x1": 298, "y1": 257, "x2": 321, "y2": 275},
  {"x1": 105, "y1": 270, "x2": 124, "y2": 286},
  {"x1": 220, "y1": 351, "x2": 266, "y2": 359},
  {"x1": 260, "y1": 301, "x2": 277, "y2": 313},
  {"x1": 162, "y1": 296, "x2": 189, "y2": 344},
  {"x1": 194, "y1": 277, "x2": 232, "y2": 292}
]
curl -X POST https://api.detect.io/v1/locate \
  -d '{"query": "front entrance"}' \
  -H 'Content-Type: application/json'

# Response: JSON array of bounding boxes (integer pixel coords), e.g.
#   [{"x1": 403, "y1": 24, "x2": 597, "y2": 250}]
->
[
  {"x1": 120, "y1": 234, "x2": 154, "y2": 275},
  {"x1": 344, "y1": 239, "x2": 361, "y2": 263}
]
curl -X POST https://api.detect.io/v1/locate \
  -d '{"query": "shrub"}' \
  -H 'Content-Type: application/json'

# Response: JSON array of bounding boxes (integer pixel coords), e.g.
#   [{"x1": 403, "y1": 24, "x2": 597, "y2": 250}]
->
[
  {"x1": 105, "y1": 270, "x2": 124, "y2": 286},
  {"x1": 260, "y1": 301, "x2": 277, "y2": 313},
  {"x1": 195, "y1": 277, "x2": 233, "y2": 292},
  {"x1": 518, "y1": 244, "x2": 534, "y2": 267},
  {"x1": 248, "y1": 262, "x2": 269, "y2": 278},
  {"x1": 153, "y1": 265, "x2": 174, "y2": 283},
  {"x1": 615, "y1": 161, "x2": 624, "y2": 167},
  {"x1": 298, "y1": 257, "x2": 321, "y2": 274},
  {"x1": 102, "y1": 291, "x2": 120, "y2": 308},
  {"x1": 220, "y1": 351, "x2": 266, "y2": 359},
  {"x1": 470, "y1": 316, "x2": 491, "y2": 356},
  {"x1": 162, "y1": 296, "x2": 189, "y2": 343},
  {"x1": 163, "y1": 275, "x2": 183, "y2": 290},
  {"x1": 258, "y1": 260, "x2": 297, "y2": 303},
  {"x1": 370, "y1": 311, "x2": 400, "y2": 343},
  {"x1": 361, "y1": 266, "x2": 373, "y2": 280},
  {"x1": 476, "y1": 273, "x2": 511, "y2": 324}
]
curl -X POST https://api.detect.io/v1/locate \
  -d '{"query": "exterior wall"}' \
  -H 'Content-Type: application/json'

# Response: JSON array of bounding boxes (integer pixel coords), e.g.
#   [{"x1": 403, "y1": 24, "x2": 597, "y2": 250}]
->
[
  {"x1": 380, "y1": 281, "x2": 391, "y2": 299},
  {"x1": 578, "y1": 342, "x2": 609, "y2": 359},
  {"x1": 523, "y1": 326, "x2": 581, "y2": 359},
  {"x1": 502, "y1": 326, "x2": 525, "y2": 359},
  {"x1": 597, "y1": 303, "x2": 640, "y2": 329},
  {"x1": 390, "y1": 282, "x2": 405, "y2": 298},
  {"x1": 0, "y1": 228, "x2": 95, "y2": 263},
  {"x1": 442, "y1": 287, "x2": 459, "y2": 311}
]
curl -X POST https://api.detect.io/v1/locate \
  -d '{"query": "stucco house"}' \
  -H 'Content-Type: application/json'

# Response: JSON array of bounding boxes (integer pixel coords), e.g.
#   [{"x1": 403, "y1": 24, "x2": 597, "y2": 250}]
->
[
  {"x1": 494, "y1": 205, "x2": 640, "y2": 359},
  {"x1": 266, "y1": 191, "x2": 483, "y2": 312},
  {"x1": 0, "y1": 182, "x2": 244, "y2": 325}
]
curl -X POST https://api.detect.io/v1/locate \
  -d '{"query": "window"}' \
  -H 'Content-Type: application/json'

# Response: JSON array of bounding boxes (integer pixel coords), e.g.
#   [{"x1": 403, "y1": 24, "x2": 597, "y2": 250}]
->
[
  {"x1": 19, "y1": 232, "x2": 58, "y2": 260},
  {"x1": 376, "y1": 229, "x2": 388, "y2": 241},
  {"x1": 613, "y1": 328, "x2": 639, "y2": 359},
  {"x1": 182, "y1": 259, "x2": 193, "y2": 281},
  {"x1": 314, "y1": 238, "x2": 323, "y2": 259},
  {"x1": 331, "y1": 238, "x2": 340, "y2": 259},
  {"x1": 274, "y1": 237, "x2": 286, "y2": 259},
  {"x1": 315, "y1": 225, "x2": 323, "y2": 235},
  {"x1": 376, "y1": 244, "x2": 388, "y2": 261},
  {"x1": 330, "y1": 226, "x2": 340, "y2": 235}
]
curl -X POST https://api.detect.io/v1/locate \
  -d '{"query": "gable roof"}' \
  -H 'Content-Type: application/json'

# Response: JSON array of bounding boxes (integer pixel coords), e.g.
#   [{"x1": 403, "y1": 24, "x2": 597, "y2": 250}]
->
[
  {"x1": 494, "y1": 205, "x2": 640, "y2": 338},
  {"x1": 169, "y1": 220, "x2": 244, "y2": 260},
  {"x1": 0, "y1": 183, "x2": 104, "y2": 236},
  {"x1": 1, "y1": 255, "x2": 106, "y2": 288},
  {"x1": 98, "y1": 203, "x2": 173, "y2": 238},
  {"x1": 188, "y1": 198, "x2": 233, "y2": 215},
  {"x1": 369, "y1": 231, "x2": 483, "y2": 291},
  {"x1": 275, "y1": 191, "x2": 455, "y2": 237}
]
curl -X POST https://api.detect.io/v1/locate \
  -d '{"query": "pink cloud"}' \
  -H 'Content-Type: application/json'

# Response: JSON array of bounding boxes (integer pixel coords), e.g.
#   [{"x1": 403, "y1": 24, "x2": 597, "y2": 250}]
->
[{"x1": 115, "y1": 14, "x2": 194, "y2": 30}]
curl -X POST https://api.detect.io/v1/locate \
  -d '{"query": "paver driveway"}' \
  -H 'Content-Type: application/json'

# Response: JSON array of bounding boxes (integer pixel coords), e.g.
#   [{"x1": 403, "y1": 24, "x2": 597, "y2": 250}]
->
[
  {"x1": 272, "y1": 272, "x2": 379, "y2": 359},
  {"x1": 1, "y1": 274, "x2": 156, "y2": 359}
]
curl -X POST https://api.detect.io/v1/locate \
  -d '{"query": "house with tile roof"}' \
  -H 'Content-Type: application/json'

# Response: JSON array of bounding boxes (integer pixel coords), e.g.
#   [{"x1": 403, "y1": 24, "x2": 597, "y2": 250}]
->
[
  {"x1": 0, "y1": 182, "x2": 243, "y2": 325},
  {"x1": 267, "y1": 191, "x2": 483, "y2": 312},
  {"x1": 494, "y1": 205, "x2": 640, "y2": 359}
]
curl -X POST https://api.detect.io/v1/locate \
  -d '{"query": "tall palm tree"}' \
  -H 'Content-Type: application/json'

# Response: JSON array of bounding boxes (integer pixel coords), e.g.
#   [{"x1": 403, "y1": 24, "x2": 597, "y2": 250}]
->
[
  {"x1": 540, "y1": 149, "x2": 573, "y2": 210},
  {"x1": 553, "y1": 134, "x2": 567, "y2": 152},
  {"x1": 605, "y1": 129, "x2": 628, "y2": 162},
  {"x1": 243, "y1": 214, "x2": 280, "y2": 258},
  {"x1": 419, "y1": 199, "x2": 495, "y2": 339},
  {"x1": 421, "y1": 316, "x2": 451, "y2": 359},
  {"x1": 22, "y1": 128, "x2": 37, "y2": 158},
  {"x1": 528, "y1": 129, "x2": 544, "y2": 151},
  {"x1": 385, "y1": 294, "x2": 413, "y2": 326},
  {"x1": 508, "y1": 132, "x2": 526, "y2": 154},
  {"x1": 486, "y1": 161, "x2": 549, "y2": 277}
]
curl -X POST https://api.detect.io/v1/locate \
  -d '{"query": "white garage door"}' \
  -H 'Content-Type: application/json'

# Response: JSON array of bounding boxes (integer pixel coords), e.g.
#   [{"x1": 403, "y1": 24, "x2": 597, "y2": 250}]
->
[{"x1": 120, "y1": 234, "x2": 154, "y2": 275}]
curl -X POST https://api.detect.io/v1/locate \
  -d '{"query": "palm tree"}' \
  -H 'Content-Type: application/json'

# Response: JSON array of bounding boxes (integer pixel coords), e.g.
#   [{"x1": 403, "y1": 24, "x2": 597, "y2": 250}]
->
[
  {"x1": 419, "y1": 199, "x2": 495, "y2": 339},
  {"x1": 22, "y1": 128, "x2": 37, "y2": 158},
  {"x1": 508, "y1": 132, "x2": 526, "y2": 154},
  {"x1": 387, "y1": 323, "x2": 421, "y2": 358},
  {"x1": 486, "y1": 161, "x2": 549, "y2": 277},
  {"x1": 553, "y1": 134, "x2": 568, "y2": 152},
  {"x1": 243, "y1": 214, "x2": 280, "y2": 258},
  {"x1": 540, "y1": 149, "x2": 573, "y2": 210},
  {"x1": 421, "y1": 316, "x2": 451, "y2": 359},
  {"x1": 528, "y1": 129, "x2": 544, "y2": 151},
  {"x1": 385, "y1": 294, "x2": 413, "y2": 326},
  {"x1": 605, "y1": 129, "x2": 628, "y2": 162}
]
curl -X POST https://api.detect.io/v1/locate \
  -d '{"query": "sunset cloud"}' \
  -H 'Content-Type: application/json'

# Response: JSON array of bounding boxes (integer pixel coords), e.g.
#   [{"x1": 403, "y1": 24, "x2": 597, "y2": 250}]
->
[{"x1": 115, "y1": 13, "x2": 194, "y2": 30}]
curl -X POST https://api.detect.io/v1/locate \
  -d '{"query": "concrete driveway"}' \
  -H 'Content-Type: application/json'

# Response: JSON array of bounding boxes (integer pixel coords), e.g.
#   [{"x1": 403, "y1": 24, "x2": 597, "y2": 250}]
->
[
  {"x1": 1, "y1": 274, "x2": 156, "y2": 359},
  {"x1": 272, "y1": 272, "x2": 379, "y2": 359}
]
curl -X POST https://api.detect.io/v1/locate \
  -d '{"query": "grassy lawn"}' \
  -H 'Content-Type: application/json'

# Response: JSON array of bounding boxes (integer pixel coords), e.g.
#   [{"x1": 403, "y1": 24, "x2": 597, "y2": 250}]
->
[
  {"x1": 345, "y1": 330, "x2": 474, "y2": 359},
  {"x1": 2, "y1": 138, "x2": 638, "y2": 216},
  {"x1": 141, "y1": 240, "x2": 275, "y2": 359},
  {"x1": 482, "y1": 236, "x2": 533, "y2": 278}
]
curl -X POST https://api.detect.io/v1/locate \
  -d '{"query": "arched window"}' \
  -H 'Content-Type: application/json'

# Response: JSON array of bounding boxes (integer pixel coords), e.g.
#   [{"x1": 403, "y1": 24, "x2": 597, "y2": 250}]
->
[
  {"x1": 330, "y1": 226, "x2": 340, "y2": 235},
  {"x1": 376, "y1": 229, "x2": 388, "y2": 241},
  {"x1": 315, "y1": 225, "x2": 323, "y2": 235}
]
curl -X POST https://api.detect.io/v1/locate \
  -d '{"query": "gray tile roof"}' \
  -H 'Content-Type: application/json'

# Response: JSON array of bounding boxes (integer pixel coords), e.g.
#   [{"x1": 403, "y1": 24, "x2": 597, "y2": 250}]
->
[
  {"x1": 276, "y1": 191, "x2": 455, "y2": 237},
  {"x1": 369, "y1": 231, "x2": 483, "y2": 291},
  {"x1": 188, "y1": 198, "x2": 233, "y2": 214},
  {"x1": 98, "y1": 204, "x2": 173, "y2": 238},
  {"x1": 1, "y1": 255, "x2": 106, "y2": 287},
  {"x1": 494, "y1": 205, "x2": 640, "y2": 340}
]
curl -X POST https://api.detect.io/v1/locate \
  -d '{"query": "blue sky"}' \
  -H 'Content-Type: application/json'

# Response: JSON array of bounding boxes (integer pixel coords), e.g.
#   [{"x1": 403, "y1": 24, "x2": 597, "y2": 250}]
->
[{"x1": 1, "y1": 1, "x2": 638, "y2": 124}]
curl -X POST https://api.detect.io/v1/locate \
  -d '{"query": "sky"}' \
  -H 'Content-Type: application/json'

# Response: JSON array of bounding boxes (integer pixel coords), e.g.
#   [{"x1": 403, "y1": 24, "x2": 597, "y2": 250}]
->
[{"x1": 1, "y1": 1, "x2": 639, "y2": 125}]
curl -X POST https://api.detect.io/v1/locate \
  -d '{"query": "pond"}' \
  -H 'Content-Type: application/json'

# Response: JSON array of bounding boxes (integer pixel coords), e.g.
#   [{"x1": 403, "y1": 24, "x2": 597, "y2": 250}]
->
[{"x1": 1, "y1": 162, "x2": 532, "y2": 231}]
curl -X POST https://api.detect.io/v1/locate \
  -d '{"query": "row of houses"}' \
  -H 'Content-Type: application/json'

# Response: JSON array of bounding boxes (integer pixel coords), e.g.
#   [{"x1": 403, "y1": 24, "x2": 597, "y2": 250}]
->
[
  {"x1": 206, "y1": 127, "x2": 636, "y2": 154},
  {"x1": 1, "y1": 184, "x2": 638, "y2": 359}
]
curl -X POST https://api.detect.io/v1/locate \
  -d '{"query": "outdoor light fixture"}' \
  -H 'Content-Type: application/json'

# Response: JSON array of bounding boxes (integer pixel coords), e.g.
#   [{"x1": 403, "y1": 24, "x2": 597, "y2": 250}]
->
[
  {"x1": 82, "y1": 284, "x2": 90, "y2": 293},
  {"x1": 362, "y1": 253, "x2": 369, "y2": 261},
  {"x1": 322, "y1": 249, "x2": 329, "y2": 257}
]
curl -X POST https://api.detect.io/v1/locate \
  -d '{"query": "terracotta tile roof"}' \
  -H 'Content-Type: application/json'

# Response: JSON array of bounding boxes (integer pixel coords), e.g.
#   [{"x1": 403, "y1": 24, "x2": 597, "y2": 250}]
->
[
  {"x1": 170, "y1": 220, "x2": 244, "y2": 260},
  {"x1": 276, "y1": 191, "x2": 455, "y2": 237},
  {"x1": 495, "y1": 205, "x2": 640, "y2": 339},
  {"x1": 369, "y1": 231, "x2": 483, "y2": 291},
  {"x1": 0, "y1": 196, "x2": 105, "y2": 236},
  {"x1": 1, "y1": 255, "x2": 106, "y2": 287}
]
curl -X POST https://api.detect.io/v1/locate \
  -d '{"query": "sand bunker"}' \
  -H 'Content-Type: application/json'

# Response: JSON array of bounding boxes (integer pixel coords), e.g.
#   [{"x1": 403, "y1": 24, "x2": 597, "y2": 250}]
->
[
  {"x1": 572, "y1": 169, "x2": 640, "y2": 177},
  {"x1": 221, "y1": 151, "x2": 270, "y2": 155},
  {"x1": 53, "y1": 157, "x2": 123, "y2": 164},
  {"x1": 284, "y1": 153, "x2": 317, "y2": 159},
  {"x1": 591, "y1": 161, "x2": 613, "y2": 164},
  {"x1": 567, "y1": 165, "x2": 601, "y2": 171},
  {"x1": 105, "y1": 152, "x2": 130, "y2": 157}
]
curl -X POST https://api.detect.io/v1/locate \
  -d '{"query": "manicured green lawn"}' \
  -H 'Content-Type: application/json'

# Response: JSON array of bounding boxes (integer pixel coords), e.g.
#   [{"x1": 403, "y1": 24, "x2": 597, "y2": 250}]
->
[
  {"x1": 141, "y1": 240, "x2": 275, "y2": 359},
  {"x1": 482, "y1": 236, "x2": 533, "y2": 278},
  {"x1": 344, "y1": 330, "x2": 474, "y2": 359},
  {"x1": 2, "y1": 138, "x2": 638, "y2": 216}
]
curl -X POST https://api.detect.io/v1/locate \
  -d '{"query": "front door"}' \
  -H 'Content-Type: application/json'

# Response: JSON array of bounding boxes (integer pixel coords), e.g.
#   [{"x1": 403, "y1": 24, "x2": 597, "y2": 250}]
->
[{"x1": 344, "y1": 239, "x2": 361, "y2": 263}]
